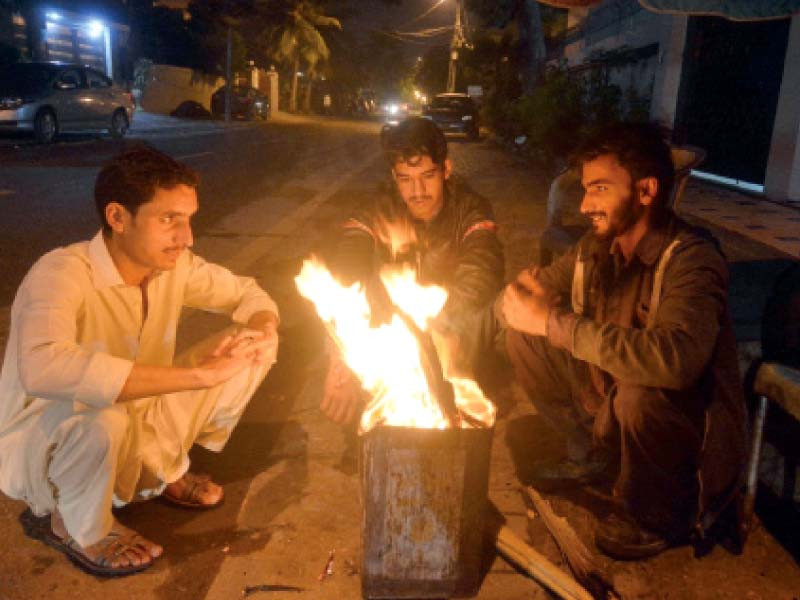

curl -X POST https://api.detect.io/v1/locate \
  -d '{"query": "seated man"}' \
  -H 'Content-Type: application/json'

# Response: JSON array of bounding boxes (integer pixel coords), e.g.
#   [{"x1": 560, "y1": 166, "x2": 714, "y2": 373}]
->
[
  {"x1": 322, "y1": 117, "x2": 504, "y2": 423},
  {"x1": 501, "y1": 123, "x2": 747, "y2": 559},
  {"x1": 0, "y1": 145, "x2": 279, "y2": 576}
]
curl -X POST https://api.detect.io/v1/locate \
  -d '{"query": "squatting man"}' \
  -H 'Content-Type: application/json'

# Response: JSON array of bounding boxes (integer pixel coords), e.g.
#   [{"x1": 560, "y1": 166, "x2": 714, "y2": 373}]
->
[
  {"x1": 0, "y1": 145, "x2": 279, "y2": 576},
  {"x1": 500, "y1": 123, "x2": 747, "y2": 560},
  {"x1": 320, "y1": 116, "x2": 504, "y2": 424}
]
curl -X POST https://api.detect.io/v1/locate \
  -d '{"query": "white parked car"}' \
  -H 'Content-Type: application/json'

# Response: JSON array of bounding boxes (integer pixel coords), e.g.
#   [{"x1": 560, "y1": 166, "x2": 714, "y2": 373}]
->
[{"x1": 0, "y1": 61, "x2": 135, "y2": 143}]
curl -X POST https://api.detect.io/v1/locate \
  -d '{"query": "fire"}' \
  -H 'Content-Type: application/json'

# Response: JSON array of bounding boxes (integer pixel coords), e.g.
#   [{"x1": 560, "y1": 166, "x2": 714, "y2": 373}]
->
[{"x1": 295, "y1": 257, "x2": 496, "y2": 433}]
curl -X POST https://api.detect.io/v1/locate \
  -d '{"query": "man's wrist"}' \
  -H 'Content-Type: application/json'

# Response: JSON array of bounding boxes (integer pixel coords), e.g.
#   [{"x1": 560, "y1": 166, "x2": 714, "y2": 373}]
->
[{"x1": 247, "y1": 310, "x2": 279, "y2": 333}]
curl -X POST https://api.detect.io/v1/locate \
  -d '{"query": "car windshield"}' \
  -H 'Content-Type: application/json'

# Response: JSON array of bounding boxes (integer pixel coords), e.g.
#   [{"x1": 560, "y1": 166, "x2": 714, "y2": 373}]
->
[
  {"x1": 431, "y1": 96, "x2": 470, "y2": 109},
  {"x1": 0, "y1": 64, "x2": 58, "y2": 95}
]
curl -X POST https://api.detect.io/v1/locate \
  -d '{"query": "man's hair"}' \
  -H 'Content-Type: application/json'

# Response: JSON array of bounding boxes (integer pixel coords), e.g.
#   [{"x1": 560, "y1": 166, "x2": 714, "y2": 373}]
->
[
  {"x1": 382, "y1": 117, "x2": 448, "y2": 167},
  {"x1": 571, "y1": 122, "x2": 675, "y2": 217},
  {"x1": 94, "y1": 144, "x2": 199, "y2": 232}
]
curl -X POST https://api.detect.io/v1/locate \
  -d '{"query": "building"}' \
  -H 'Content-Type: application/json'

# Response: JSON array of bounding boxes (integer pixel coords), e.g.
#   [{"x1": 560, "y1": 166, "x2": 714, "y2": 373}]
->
[
  {"x1": 555, "y1": 0, "x2": 800, "y2": 202},
  {"x1": 0, "y1": 4, "x2": 130, "y2": 81}
]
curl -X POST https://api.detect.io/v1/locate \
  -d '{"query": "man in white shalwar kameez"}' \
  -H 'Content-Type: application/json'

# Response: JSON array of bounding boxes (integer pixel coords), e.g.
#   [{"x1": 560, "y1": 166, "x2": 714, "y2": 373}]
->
[{"x1": 0, "y1": 145, "x2": 280, "y2": 576}]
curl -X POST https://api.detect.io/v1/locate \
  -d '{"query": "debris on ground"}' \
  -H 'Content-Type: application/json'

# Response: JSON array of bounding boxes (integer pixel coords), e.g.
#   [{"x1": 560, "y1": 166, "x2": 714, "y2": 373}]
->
[
  {"x1": 318, "y1": 548, "x2": 336, "y2": 581},
  {"x1": 242, "y1": 583, "x2": 304, "y2": 596}
]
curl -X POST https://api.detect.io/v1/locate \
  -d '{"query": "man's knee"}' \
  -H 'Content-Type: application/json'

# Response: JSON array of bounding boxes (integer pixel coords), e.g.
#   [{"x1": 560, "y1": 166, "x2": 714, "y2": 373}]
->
[
  {"x1": 612, "y1": 384, "x2": 670, "y2": 434},
  {"x1": 506, "y1": 329, "x2": 543, "y2": 366},
  {"x1": 80, "y1": 407, "x2": 131, "y2": 455}
]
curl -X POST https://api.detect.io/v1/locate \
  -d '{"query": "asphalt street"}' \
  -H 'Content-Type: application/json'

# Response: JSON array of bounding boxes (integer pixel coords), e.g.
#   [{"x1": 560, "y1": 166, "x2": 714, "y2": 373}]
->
[{"x1": 0, "y1": 113, "x2": 798, "y2": 600}]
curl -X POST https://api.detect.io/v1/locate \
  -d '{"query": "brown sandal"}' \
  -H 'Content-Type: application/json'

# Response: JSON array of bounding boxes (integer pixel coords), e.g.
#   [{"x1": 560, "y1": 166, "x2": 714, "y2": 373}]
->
[
  {"x1": 19, "y1": 508, "x2": 154, "y2": 577},
  {"x1": 161, "y1": 472, "x2": 224, "y2": 510}
]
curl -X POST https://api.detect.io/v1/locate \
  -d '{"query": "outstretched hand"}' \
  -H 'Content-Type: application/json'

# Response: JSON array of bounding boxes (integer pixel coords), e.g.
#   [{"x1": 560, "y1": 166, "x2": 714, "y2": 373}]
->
[{"x1": 320, "y1": 353, "x2": 365, "y2": 425}]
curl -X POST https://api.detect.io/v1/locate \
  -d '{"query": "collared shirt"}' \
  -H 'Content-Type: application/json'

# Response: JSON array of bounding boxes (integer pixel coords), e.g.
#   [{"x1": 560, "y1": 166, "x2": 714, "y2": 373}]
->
[{"x1": 0, "y1": 231, "x2": 278, "y2": 432}]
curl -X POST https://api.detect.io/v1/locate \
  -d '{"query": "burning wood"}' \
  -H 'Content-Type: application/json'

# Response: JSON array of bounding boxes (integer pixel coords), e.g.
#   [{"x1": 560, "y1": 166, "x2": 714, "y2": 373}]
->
[{"x1": 295, "y1": 257, "x2": 496, "y2": 433}]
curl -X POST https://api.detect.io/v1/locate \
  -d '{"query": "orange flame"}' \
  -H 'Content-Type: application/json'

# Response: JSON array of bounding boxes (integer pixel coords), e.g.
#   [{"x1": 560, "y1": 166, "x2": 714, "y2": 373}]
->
[{"x1": 295, "y1": 257, "x2": 496, "y2": 433}]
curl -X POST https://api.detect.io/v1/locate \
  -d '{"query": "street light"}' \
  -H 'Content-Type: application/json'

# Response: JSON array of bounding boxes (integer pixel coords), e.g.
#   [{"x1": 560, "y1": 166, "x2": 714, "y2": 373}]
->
[{"x1": 88, "y1": 20, "x2": 104, "y2": 39}]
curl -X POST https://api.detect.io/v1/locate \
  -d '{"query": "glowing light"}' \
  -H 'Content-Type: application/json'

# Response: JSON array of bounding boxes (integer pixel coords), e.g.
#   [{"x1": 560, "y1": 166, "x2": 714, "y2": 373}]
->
[{"x1": 88, "y1": 20, "x2": 104, "y2": 38}]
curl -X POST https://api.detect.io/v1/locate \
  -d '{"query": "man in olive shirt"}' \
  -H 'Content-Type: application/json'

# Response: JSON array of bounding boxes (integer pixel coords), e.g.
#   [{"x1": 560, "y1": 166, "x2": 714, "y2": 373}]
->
[{"x1": 501, "y1": 123, "x2": 747, "y2": 559}]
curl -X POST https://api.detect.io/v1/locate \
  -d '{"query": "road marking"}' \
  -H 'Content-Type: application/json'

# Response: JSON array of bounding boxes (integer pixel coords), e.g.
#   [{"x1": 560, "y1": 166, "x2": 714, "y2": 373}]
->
[
  {"x1": 211, "y1": 158, "x2": 377, "y2": 276},
  {"x1": 175, "y1": 151, "x2": 214, "y2": 160}
]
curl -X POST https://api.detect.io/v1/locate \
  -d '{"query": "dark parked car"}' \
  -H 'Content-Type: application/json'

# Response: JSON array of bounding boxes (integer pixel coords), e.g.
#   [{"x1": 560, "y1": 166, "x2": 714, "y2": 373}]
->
[
  {"x1": 0, "y1": 61, "x2": 134, "y2": 143},
  {"x1": 211, "y1": 85, "x2": 270, "y2": 120},
  {"x1": 422, "y1": 93, "x2": 479, "y2": 140}
]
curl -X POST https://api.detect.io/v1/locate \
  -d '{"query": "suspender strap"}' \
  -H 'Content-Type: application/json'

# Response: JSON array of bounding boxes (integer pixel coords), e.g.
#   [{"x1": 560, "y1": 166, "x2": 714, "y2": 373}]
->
[
  {"x1": 571, "y1": 254, "x2": 586, "y2": 316},
  {"x1": 647, "y1": 238, "x2": 682, "y2": 329},
  {"x1": 570, "y1": 237, "x2": 682, "y2": 324}
]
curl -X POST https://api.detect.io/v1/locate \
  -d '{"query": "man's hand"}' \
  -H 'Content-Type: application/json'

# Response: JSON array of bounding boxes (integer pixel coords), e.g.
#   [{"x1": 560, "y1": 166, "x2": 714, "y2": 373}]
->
[
  {"x1": 501, "y1": 267, "x2": 557, "y2": 337},
  {"x1": 321, "y1": 354, "x2": 365, "y2": 424},
  {"x1": 196, "y1": 328, "x2": 273, "y2": 388}
]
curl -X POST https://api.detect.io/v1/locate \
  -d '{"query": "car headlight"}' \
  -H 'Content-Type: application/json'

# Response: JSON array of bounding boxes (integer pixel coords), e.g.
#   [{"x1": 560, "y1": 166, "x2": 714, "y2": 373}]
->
[
  {"x1": 0, "y1": 96, "x2": 23, "y2": 110},
  {"x1": 462, "y1": 115, "x2": 473, "y2": 121}
]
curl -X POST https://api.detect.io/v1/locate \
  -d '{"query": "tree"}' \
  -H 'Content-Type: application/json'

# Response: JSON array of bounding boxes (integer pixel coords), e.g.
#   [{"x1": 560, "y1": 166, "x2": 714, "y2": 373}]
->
[
  {"x1": 266, "y1": 1, "x2": 341, "y2": 112},
  {"x1": 466, "y1": 0, "x2": 566, "y2": 93},
  {"x1": 187, "y1": 0, "x2": 251, "y2": 74}
]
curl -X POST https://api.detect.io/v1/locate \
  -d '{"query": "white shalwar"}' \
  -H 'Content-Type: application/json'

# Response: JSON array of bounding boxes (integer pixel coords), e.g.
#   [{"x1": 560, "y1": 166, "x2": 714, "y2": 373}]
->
[{"x1": 0, "y1": 231, "x2": 278, "y2": 547}]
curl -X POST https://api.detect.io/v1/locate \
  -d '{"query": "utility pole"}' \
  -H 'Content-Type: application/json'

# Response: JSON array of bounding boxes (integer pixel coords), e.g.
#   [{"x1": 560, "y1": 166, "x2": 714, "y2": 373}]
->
[
  {"x1": 446, "y1": 0, "x2": 466, "y2": 93},
  {"x1": 224, "y1": 23, "x2": 232, "y2": 122}
]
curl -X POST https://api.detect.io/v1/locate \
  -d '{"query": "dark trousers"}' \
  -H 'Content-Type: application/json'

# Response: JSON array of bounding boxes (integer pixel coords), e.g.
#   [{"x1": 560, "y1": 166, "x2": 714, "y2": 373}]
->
[{"x1": 506, "y1": 329, "x2": 706, "y2": 534}]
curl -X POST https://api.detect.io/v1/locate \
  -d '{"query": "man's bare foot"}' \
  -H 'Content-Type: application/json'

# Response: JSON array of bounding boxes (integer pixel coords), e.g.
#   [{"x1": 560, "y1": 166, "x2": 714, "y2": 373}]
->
[
  {"x1": 50, "y1": 510, "x2": 162, "y2": 570},
  {"x1": 163, "y1": 472, "x2": 223, "y2": 508}
]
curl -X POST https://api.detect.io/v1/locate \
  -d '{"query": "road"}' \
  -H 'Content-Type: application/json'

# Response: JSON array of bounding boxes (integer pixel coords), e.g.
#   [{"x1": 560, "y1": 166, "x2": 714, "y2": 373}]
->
[{"x1": 0, "y1": 113, "x2": 797, "y2": 600}]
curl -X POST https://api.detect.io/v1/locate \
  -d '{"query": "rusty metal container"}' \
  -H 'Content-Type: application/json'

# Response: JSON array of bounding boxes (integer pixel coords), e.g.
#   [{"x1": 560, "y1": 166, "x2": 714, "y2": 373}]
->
[{"x1": 360, "y1": 425, "x2": 493, "y2": 599}]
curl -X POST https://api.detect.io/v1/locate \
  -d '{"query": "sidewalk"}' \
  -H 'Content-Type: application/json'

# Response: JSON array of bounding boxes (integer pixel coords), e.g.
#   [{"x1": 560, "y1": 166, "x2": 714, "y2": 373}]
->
[{"x1": 679, "y1": 178, "x2": 800, "y2": 260}]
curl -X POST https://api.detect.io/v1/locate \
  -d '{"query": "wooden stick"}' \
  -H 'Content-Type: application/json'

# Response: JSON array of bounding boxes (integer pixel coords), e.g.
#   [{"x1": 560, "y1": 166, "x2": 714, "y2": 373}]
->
[
  {"x1": 495, "y1": 522, "x2": 595, "y2": 600},
  {"x1": 524, "y1": 487, "x2": 620, "y2": 600}
]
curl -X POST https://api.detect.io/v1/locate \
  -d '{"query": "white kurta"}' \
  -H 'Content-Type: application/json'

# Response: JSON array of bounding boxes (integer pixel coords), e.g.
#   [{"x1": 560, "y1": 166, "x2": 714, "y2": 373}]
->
[{"x1": 0, "y1": 231, "x2": 279, "y2": 546}]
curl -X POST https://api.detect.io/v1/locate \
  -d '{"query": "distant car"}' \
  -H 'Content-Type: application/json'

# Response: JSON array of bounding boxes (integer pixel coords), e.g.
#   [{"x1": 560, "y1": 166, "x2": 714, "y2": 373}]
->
[
  {"x1": 382, "y1": 100, "x2": 410, "y2": 126},
  {"x1": 0, "y1": 61, "x2": 135, "y2": 143},
  {"x1": 211, "y1": 86, "x2": 270, "y2": 120},
  {"x1": 422, "y1": 92, "x2": 479, "y2": 140}
]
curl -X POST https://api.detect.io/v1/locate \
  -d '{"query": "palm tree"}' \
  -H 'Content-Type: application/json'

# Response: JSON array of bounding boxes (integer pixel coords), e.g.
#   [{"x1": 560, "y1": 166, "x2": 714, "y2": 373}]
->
[{"x1": 268, "y1": 1, "x2": 341, "y2": 113}]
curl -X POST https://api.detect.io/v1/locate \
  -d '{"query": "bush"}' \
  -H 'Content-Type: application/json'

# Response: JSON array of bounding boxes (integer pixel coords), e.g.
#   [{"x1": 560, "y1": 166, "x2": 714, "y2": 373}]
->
[{"x1": 486, "y1": 64, "x2": 628, "y2": 175}]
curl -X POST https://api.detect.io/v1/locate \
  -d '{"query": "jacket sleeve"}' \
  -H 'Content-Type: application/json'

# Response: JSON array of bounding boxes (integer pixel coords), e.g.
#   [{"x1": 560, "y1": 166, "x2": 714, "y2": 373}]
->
[
  {"x1": 441, "y1": 196, "x2": 504, "y2": 319},
  {"x1": 326, "y1": 216, "x2": 379, "y2": 287},
  {"x1": 547, "y1": 239, "x2": 727, "y2": 390}
]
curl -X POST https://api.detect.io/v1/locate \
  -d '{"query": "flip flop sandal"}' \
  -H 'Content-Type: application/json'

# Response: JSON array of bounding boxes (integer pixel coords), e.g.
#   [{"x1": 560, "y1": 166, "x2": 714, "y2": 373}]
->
[
  {"x1": 161, "y1": 472, "x2": 224, "y2": 510},
  {"x1": 19, "y1": 508, "x2": 153, "y2": 577}
]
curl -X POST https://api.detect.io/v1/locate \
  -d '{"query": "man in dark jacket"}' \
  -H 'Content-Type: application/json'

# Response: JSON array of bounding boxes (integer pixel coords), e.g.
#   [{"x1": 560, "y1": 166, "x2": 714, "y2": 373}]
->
[
  {"x1": 322, "y1": 117, "x2": 504, "y2": 424},
  {"x1": 501, "y1": 123, "x2": 747, "y2": 560}
]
